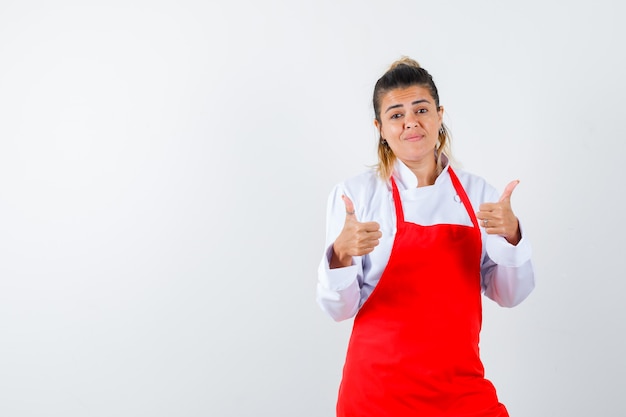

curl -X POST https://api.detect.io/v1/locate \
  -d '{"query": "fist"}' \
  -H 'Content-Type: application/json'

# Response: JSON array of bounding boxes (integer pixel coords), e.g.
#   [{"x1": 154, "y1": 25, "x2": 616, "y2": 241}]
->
[
  {"x1": 476, "y1": 180, "x2": 522, "y2": 245},
  {"x1": 330, "y1": 195, "x2": 382, "y2": 268}
]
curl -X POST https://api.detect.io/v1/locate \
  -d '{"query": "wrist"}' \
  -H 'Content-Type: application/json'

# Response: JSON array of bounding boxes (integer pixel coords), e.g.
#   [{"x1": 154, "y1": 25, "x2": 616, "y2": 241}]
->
[
  {"x1": 505, "y1": 224, "x2": 522, "y2": 246},
  {"x1": 330, "y1": 245, "x2": 352, "y2": 269}
]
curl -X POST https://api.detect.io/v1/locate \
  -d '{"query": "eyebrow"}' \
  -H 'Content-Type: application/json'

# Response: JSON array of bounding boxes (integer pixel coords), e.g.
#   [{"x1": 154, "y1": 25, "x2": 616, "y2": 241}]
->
[{"x1": 384, "y1": 99, "x2": 431, "y2": 114}]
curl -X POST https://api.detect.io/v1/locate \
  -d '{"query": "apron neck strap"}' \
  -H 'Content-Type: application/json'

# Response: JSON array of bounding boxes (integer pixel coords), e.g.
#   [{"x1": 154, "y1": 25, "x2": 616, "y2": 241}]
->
[
  {"x1": 390, "y1": 167, "x2": 480, "y2": 230},
  {"x1": 389, "y1": 176, "x2": 405, "y2": 224},
  {"x1": 448, "y1": 167, "x2": 480, "y2": 230}
]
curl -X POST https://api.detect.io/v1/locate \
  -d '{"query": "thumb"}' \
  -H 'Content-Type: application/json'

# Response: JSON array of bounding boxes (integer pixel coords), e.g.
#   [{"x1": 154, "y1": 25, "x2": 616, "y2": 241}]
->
[
  {"x1": 342, "y1": 195, "x2": 357, "y2": 219},
  {"x1": 499, "y1": 180, "x2": 520, "y2": 203}
]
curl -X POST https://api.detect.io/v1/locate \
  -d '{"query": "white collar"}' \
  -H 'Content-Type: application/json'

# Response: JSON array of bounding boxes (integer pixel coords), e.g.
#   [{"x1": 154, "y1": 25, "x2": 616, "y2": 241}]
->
[{"x1": 392, "y1": 154, "x2": 450, "y2": 189}]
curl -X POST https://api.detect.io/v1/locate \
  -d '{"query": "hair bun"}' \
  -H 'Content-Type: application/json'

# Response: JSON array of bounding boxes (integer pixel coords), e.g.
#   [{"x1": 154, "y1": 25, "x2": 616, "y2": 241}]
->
[{"x1": 388, "y1": 56, "x2": 421, "y2": 70}]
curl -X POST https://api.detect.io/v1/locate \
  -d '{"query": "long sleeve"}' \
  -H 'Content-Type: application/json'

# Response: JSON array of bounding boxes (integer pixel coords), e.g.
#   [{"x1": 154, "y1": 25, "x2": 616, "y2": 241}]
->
[
  {"x1": 481, "y1": 225, "x2": 535, "y2": 307},
  {"x1": 476, "y1": 182, "x2": 535, "y2": 307},
  {"x1": 315, "y1": 183, "x2": 365, "y2": 322},
  {"x1": 316, "y1": 245, "x2": 362, "y2": 321}
]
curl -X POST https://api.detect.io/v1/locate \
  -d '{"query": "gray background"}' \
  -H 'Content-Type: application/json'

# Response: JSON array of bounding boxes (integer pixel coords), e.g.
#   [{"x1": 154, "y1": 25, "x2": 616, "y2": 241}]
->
[{"x1": 1, "y1": 0, "x2": 624, "y2": 416}]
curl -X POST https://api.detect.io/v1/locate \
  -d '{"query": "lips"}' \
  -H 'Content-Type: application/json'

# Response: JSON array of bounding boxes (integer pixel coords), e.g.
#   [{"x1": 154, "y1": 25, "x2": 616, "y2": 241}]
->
[{"x1": 403, "y1": 134, "x2": 423, "y2": 142}]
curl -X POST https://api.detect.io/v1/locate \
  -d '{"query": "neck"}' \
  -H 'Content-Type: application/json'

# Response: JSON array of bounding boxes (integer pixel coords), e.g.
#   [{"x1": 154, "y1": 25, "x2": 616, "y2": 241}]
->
[{"x1": 403, "y1": 156, "x2": 439, "y2": 187}]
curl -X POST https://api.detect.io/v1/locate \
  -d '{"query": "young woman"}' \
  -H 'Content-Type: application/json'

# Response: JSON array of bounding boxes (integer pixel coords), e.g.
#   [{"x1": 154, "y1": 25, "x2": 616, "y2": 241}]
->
[{"x1": 317, "y1": 57, "x2": 535, "y2": 417}]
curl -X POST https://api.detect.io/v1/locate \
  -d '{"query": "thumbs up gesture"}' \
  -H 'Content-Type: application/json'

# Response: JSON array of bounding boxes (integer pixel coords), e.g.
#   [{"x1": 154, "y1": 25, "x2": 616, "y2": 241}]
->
[
  {"x1": 476, "y1": 180, "x2": 522, "y2": 245},
  {"x1": 330, "y1": 195, "x2": 383, "y2": 269}
]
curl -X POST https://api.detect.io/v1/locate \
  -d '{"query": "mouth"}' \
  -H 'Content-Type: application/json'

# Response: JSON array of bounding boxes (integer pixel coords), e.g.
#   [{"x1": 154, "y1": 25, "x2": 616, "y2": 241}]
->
[{"x1": 403, "y1": 134, "x2": 423, "y2": 142}]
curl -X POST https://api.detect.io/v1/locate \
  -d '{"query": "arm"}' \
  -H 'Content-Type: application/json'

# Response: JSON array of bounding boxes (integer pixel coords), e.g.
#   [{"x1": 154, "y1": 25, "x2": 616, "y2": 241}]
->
[
  {"x1": 316, "y1": 244, "x2": 362, "y2": 321},
  {"x1": 316, "y1": 185, "x2": 381, "y2": 321},
  {"x1": 476, "y1": 180, "x2": 535, "y2": 307},
  {"x1": 481, "y1": 228, "x2": 535, "y2": 307}
]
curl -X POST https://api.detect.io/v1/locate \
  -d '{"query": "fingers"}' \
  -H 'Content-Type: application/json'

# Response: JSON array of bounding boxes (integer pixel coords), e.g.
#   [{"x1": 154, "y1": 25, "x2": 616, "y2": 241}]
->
[
  {"x1": 330, "y1": 219, "x2": 381, "y2": 268},
  {"x1": 499, "y1": 180, "x2": 520, "y2": 203},
  {"x1": 477, "y1": 217, "x2": 501, "y2": 232},
  {"x1": 351, "y1": 226, "x2": 382, "y2": 255},
  {"x1": 476, "y1": 180, "x2": 521, "y2": 244},
  {"x1": 333, "y1": 195, "x2": 382, "y2": 261},
  {"x1": 476, "y1": 204, "x2": 509, "y2": 229},
  {"x1": 342, "y1": 193, "x2": 380, "y2": 238},
  {"x1": 477, "y1": 179, "x2": 520, "y2": 214},
  {"x1": 342, "y1": 195, "x2": 356, "y2": 218},
  {"x1": 342, "y1": 195, "x2": 379, "y2": 231},
  {"x1": 347, "y1": 218, "x2": 382, "y2": 251},
  {"x1": 331, "y1": 220, "x2": 381, "y2": 268}
]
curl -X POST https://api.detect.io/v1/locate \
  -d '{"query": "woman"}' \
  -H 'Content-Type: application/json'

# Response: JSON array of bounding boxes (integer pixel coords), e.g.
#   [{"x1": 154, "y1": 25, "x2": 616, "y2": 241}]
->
[{"x1": 316, "y1": 57, "x2": 535, "y2": 417}]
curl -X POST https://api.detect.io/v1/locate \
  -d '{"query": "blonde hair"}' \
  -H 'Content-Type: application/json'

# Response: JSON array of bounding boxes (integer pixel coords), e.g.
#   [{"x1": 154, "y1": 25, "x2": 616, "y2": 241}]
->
[{"x1": 373, "y1": 57, "x2": 452, "y2": 180}]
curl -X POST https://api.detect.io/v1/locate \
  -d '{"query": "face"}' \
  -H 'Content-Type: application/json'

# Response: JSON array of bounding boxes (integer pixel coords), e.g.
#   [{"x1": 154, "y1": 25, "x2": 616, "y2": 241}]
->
[{"x1": 374, "y1": 85, "x2": 444, "y2": 167}]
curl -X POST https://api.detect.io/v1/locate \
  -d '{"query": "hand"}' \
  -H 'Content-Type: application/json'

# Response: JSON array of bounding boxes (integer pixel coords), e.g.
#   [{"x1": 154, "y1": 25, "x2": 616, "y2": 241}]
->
[
  {"x1": 330, "y1": 195, "x2": 382, "y2": 268},
  {"x1": 476, "y1": 180, "x2": 522, "y2": 245}
]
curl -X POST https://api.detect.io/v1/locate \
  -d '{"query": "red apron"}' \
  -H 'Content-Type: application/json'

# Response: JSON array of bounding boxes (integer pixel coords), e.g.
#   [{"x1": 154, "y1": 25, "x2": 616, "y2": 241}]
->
[{"x1": 337, "y1": 168, "x2": 508, "y2": 417}]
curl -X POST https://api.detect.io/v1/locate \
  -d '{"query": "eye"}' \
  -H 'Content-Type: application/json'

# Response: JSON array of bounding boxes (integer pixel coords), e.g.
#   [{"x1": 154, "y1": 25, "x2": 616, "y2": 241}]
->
[
  {"x1": 416, "y1": 108, "x2": 428, "y2": 114},
  {"x1": 390, "y1": 113, "x2": 403, "y2": 120}
]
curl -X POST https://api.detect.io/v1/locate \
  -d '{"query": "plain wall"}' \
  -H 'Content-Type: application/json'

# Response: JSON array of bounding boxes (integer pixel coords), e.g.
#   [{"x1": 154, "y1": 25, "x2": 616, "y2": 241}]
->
[{"x1": 0, "y1": 0, "x2": 624, "y2": 416}]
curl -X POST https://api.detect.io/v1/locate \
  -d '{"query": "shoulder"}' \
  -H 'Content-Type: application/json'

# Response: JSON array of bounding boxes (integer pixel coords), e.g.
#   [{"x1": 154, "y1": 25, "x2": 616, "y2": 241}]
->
[
  {"x1": 342, "y1": 168, "x2": 385, "y2": 194},
  {"x1": 327, "y1": 168, "x2": 390, "y2": 218}
]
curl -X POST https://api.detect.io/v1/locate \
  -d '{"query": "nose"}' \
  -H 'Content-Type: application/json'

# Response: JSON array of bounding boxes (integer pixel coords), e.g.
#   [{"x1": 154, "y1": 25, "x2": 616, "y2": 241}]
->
[{"x1": 405, "y1": 113, "x2": 418, "y2": 128}]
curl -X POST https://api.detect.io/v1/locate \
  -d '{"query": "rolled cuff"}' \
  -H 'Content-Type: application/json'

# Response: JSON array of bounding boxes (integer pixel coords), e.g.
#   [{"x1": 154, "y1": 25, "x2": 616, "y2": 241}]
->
[
  {"x1": 485, "y1": 223, "x2": 532, "y2": 267},
  {"x1": 318, "y1": 244, "x2": 359, "y2": 291}
]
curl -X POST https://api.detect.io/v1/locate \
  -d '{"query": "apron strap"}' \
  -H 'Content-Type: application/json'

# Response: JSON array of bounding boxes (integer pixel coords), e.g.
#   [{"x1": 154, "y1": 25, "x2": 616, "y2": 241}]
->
[
  {"x1": 391, "y1": 167, "x2": 479, "y2": 230},
  {"x1": 448, "y1": 167, "x2": 480, "y2": 230},
  {"x1": 389, "y1": 176, "x2": 405, "y2": 224}
]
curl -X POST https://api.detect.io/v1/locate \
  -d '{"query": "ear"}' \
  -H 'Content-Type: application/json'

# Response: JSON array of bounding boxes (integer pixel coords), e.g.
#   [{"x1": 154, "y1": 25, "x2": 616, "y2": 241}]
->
[
  {"x1": 374, "y1": 118, "x2": 384, "y2": 138},
  {"x1": 438, "y1": 105, "x2": 444, "y2": 122}
]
